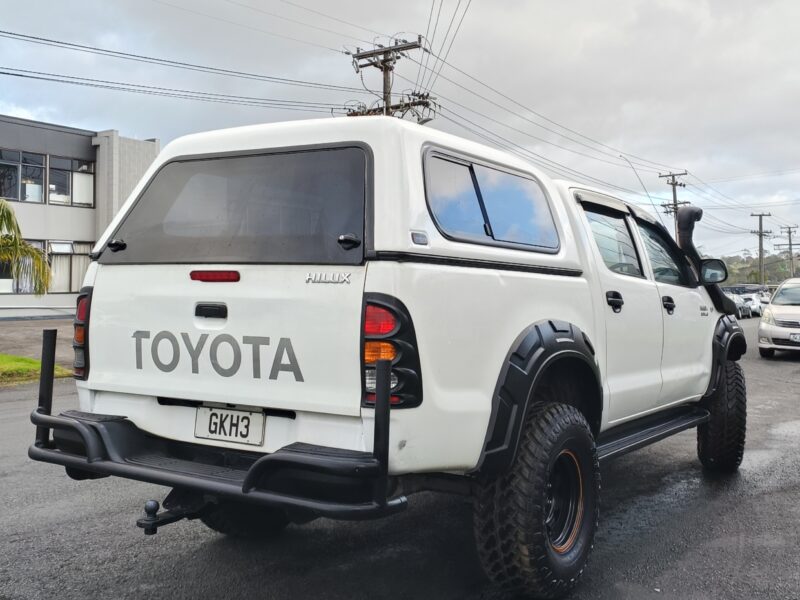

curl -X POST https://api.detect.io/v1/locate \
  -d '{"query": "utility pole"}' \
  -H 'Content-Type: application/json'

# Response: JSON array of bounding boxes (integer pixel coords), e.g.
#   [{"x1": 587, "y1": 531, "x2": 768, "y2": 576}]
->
[
  {"x1": 775, "y1": 224, "x2": 798, "y2": 277},
  {"x1": 751, "y1": 212, "x2": 772, "y2": 285},
  {"x1": 348, "y1": 37, "x2": 434, "y2": 121},
  {"x1": 659, "y1": 171, "x2": 688, "y2": 239}
]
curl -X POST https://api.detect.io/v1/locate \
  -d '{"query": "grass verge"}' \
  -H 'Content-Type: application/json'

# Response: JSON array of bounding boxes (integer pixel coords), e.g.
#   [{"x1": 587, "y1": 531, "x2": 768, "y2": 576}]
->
[{"x1": 0, "y1": 353, "x2": 72, "y2": 385}]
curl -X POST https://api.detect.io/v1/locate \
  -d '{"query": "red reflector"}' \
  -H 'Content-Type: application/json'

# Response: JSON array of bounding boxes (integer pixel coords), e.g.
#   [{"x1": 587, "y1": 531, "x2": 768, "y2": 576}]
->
[
  {"x1": 364, "y1": 305, "x2": 397, "y2": 335},
  {"x1": 190, "y1": 270, "x2": 240, "y2": 282},
  {"x1": 76, "y1": 297, "x2": 88, "y2": 321},
  {"x1": 365, "y1": 393, "x2": 402, "y2": 405}
]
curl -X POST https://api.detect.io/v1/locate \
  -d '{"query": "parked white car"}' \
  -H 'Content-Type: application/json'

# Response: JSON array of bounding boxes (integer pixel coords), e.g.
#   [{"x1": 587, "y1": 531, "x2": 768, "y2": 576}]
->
[
  {"x1": 28, "y1": 117, "x2": 748, "y2": 600},
  {"x1": 741, "y1": 294, "x2": 762, "y2": 317},
  {"x1": 758, "y1": 278, "x2": 800, "y2": 357}
]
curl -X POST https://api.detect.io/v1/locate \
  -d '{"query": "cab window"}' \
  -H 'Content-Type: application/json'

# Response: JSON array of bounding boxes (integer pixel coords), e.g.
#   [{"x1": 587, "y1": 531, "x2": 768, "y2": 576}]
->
[
  {"x1": 637, "y1": 222, "x2": 694, "y2": 286},
  {"x1": 583, "y1": 206, "x2": 643, "y2": 278}
]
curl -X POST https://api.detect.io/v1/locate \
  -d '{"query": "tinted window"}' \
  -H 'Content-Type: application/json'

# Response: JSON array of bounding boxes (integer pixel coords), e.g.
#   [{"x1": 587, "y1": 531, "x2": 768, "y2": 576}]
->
[
  {"x1": 426, "y1": 157, "x2": 487, "y2": 241},
  {"x1": 100, "y1": 147, "x2": 367, "y2": 265},
  {"x1": 584, "y1": 207, "x2": 643, "y2": 277},
  {"x1": 474, "y1": 165, "x2": 558, "y2": 249},
  {"x1": 637, "y1": 222, "x2": 692, "y2": 286}
]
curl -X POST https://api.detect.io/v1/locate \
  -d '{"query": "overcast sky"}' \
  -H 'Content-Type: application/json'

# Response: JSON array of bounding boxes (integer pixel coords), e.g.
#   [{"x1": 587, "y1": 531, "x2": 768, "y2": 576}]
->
[{"x1": 1, "y1": 0, "x2": 798, "y2": 256}]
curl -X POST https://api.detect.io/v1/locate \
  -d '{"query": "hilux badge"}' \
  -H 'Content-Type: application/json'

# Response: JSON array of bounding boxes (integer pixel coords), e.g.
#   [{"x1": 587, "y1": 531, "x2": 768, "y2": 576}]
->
[{"x1": 305, "y1": 272, "x2": 351, "y2": 284}]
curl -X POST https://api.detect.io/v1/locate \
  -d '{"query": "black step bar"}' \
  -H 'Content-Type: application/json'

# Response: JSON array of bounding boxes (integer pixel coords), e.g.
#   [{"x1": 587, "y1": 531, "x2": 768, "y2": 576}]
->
[
  {"x1": 597, "y1": 405, "x2": 710, "y2": 462},
  {"x1": 29, "y1": 330, "x2": 407, "y2": 521}
]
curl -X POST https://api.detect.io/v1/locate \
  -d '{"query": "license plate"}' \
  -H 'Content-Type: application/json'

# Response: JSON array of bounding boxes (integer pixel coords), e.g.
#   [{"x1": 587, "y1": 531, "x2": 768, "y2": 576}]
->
[
  {"x1": 790, "y1": 333, "x2": 800, "y2": 343},
  {"x1": 194, "y1": 407, "x2": 265, "y2": 446}
]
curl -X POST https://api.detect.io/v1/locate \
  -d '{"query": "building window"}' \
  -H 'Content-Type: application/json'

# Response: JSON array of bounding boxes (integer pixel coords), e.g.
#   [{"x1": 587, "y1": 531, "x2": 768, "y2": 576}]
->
[
  {"x1": 48, "y1": 157, "x2": 94, "y2": 207},
  {"x1": 0, "y1": 260, "x2": 12, "y2": 294},
  {"x1": 48, "y1": 241, "x2": 94, "y2": 293},
  {"x1": 12, "y1": 240, "x2": 45, "y2": 293},
  {"x1": 0, "y1": 149, "x2": 46, "y2": 203}
]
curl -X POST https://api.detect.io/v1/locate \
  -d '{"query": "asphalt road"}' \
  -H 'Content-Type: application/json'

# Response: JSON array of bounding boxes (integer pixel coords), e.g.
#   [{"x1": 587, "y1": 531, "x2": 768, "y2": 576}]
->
[{"x1": 1, "y1": 318, "x2": 798, "y2": 600}]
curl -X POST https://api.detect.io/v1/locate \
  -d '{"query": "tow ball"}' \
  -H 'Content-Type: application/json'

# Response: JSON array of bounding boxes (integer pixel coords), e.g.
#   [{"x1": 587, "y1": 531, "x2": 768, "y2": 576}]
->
[{"x1": 136, "y1": 489, "x2": 208, "y2": 535}]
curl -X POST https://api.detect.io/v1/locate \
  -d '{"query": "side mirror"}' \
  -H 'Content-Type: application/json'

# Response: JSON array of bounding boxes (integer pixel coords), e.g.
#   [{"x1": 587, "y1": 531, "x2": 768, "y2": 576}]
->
[{"x1": 700, "y1": 259, "x2": 728, "y2": 284}]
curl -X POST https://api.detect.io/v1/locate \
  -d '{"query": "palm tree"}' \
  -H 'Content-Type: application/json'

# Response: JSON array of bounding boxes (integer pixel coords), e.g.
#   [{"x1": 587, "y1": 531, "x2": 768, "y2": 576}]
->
[{"x1": 0, "y1": 199, "x2": 51, "y2": 294}]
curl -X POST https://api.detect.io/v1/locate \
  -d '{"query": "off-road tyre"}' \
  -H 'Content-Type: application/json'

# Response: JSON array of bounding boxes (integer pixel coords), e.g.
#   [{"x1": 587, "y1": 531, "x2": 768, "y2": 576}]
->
[
  {"x1": 200, "y1": 500, "x2": 290, "y2": 539},
  {"x1": 697, "y1": 360, "x2": 746, "y2": 472},
  {"x1": 473, "y1": 402, "x2": 600, "y2": 599},
  {"x1": 758, "y1": 348, "x2": 774, "y2": 358}
]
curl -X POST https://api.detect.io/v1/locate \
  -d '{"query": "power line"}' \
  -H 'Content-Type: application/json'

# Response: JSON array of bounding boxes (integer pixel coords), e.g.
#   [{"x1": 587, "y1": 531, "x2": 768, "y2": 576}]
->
[
  {"x1": 426, "y1": 0, "x2": 473, "y2": 94},
  {"x1": 619, "y1": 155, "x2": 668, "y2": 229},
  {"x1": 148, "y1": 0, "x2": 345, "y2": 54},
  {"x1": 706, "y1": 167, "x2": 800, "y2": 184},
  {"x1": 437, "y1": 107, "x2": 664, "y2": 201},
  {"x1": 0, "y1": 66, "x2": 347, "y2": 114},
  {"x1": 421, "y1": 0, "x2": 462, "y2": 93},
  {"x1": 414, "y1": 0, "x2": 436, "y2": 92},
  {"x1": 405, "y1": 56, "x2": 668, "y2": 172},
  {"x1": 277, "y1": 0, "x2": 387, "y2": 38},
  {"x1": 420, "y1": 0, "x2": 445, "y2": 95},
  {"x1": 410, "y1": 53, "x2": 683, "y2": 171},
  {"x1": 0, "y1": 29, "x2": 365, "y2": 94},
  {"x1": 219, "y1": 0, "x2": 374, "y2": 46},
  {"x1": 394, "y1": 71, "x2": 665, "y2": 174}
]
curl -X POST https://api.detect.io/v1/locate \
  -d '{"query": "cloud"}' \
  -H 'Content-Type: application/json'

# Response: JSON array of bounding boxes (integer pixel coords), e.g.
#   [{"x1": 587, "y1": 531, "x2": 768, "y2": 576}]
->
[{"x1": 0, "y1": 0, "x2": 797, "y2": 255}]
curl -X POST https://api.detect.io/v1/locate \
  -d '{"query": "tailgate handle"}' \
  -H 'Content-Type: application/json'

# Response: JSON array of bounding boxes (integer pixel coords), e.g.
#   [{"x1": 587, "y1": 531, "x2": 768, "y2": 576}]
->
[{"x1": 195, "y1": 303, "x2": 228, "y2": 319}]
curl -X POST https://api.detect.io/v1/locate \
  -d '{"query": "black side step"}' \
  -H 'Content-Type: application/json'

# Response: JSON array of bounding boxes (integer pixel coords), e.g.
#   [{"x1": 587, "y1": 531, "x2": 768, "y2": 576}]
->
[{"x1": 597, "y1": 405, "x2": 710, "y2": 462}]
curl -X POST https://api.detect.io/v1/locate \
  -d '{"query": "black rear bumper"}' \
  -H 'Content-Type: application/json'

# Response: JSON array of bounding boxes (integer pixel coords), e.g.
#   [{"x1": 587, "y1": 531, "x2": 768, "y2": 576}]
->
[{"x1": 29, "y1": 330, "x2": 406, "y2": 520}]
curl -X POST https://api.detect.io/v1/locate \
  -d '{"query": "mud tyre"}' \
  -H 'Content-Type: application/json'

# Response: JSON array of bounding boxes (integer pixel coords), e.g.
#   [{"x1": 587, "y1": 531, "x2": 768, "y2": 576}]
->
[
  {"x1": 697, "y1": 361, "x2": 747, "y2": 472},
  {"x1": 473, "y1": 402, "x2": 600, "y2": 599}
]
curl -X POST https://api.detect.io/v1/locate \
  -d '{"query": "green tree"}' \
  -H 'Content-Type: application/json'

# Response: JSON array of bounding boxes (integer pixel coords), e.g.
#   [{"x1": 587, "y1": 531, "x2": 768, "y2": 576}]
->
[{"x1": 0, "y1": 199, "x2": 51, "y2": 294}]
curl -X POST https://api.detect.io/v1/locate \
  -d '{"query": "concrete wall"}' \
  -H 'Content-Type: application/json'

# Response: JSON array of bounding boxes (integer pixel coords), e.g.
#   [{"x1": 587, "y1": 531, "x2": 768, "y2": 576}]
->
[
  {"x1": 8, "y1": 202, "x2": 95, "y2": 242},
  {"x1": 93, "y1": 131, "x2": 160, "y2": 239},
  {"x1": 0, "y1": 115, "x2": 94, "y2": 159}
]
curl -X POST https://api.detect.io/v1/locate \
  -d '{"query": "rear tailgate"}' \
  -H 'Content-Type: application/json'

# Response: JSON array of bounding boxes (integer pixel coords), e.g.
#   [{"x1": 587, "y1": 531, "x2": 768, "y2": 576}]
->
[
  {"x1": 89, "y1": 145, "x2": 369, "y2": 417},
  {"x1": 88, "y1": 264, "x2": 366, "y2": 416}
]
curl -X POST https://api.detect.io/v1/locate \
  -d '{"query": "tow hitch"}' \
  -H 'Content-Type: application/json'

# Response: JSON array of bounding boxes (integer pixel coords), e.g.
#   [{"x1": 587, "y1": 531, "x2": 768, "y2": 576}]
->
[{"x1": 136, "y1": 489, "x2": 209, "y2": 535}]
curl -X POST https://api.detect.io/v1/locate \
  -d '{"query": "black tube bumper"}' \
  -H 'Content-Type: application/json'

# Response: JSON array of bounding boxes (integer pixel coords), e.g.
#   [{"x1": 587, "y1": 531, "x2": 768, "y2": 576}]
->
[{"x1": 29, "y1": 409, "x2": 407, "y2": 520}]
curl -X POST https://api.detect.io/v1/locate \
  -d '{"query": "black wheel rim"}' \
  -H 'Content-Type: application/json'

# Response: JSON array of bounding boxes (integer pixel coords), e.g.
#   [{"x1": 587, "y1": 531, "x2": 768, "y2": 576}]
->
[{"x1": 545, "y1": 449, "x2": 584, "y2": 554}]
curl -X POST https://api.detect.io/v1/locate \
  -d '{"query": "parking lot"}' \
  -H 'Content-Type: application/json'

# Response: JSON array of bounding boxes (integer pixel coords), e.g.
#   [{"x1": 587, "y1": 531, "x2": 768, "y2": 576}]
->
[{"x1": 1, "y1": 317, "x2": 798, "y2": 600}]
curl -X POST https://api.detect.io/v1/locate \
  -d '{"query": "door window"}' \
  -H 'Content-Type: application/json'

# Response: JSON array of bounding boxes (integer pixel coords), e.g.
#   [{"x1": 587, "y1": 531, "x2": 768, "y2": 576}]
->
[
  {"x1": 637, "y1": 222, "x2": 693, "y2": 286},
  {"x1": 583, "y1": 207, "x2": 643, "y2": 277}
]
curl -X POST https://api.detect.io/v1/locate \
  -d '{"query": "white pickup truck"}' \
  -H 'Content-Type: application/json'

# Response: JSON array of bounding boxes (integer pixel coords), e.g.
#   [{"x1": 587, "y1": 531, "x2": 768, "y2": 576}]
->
[{"x1": 30, "y1": 116, "x2": 746, "y2": 599}]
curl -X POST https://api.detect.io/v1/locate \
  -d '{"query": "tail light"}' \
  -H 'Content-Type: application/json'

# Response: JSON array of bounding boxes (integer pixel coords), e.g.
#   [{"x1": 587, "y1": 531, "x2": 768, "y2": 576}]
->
[
  {"x1": 361, "y1": 294, "x2": 422, "y2": 408},
  {"x1": 73, "y1": 287, "x2": 92, "y2": 380}
]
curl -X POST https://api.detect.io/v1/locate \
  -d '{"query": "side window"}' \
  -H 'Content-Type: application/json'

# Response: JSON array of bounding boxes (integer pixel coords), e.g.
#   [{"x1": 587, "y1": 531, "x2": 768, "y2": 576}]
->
[
  {"x1": 473, "y1": 165, "x2": 559, "y2": 250},
  {"x1": 425, "y1": 153, "x2": 560, "y2": 251},
  {"x1": 426, "y1": 156, "x2": 488, "y2": 242},
  {"x1": 637, "y1": 222, "x2": 693, "y2": 286},
  {"x1": 583, "y1": 206, "x2": 643, "y2": 277}
]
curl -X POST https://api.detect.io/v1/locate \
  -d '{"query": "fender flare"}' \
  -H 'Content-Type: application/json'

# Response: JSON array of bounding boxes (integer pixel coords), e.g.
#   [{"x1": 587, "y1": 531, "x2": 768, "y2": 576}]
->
[
  {"x1": 471, "y1": 319, "x2": 602, "y2": 478},
  {"x1": 704, "y1": 314, "x2": 747, "y2": 398}
]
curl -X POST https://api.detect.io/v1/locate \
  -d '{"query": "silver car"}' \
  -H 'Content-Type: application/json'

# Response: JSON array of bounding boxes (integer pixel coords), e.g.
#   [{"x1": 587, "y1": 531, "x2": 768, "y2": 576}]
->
[
  {"x1": 741, "y1": 294, "x2": 762, "y2": 317},
  {"x1": 758, "y1": 278, "x2": 800, "y2": 357}
]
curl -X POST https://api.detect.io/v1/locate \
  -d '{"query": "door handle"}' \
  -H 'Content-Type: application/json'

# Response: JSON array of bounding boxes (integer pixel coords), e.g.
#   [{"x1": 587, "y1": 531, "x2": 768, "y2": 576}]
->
[
  {"x1": 195, "y1": 303, "x2": 228, "y2": 319},
  {"x1": 606, "y1": 291, "x2": 624, "y2": 313},
  {"x1": 337, "y1": 233, "x2": 362, "y2": 250},
  {"x1": 662, "y1": 296, "x2": 676, "y2": 315}
]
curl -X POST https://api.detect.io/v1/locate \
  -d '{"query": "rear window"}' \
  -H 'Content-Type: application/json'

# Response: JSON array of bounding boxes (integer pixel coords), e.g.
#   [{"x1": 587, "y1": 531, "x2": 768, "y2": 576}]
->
[{"x1": 100, "y1": 147, "x2": 367, "y2": 265}]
